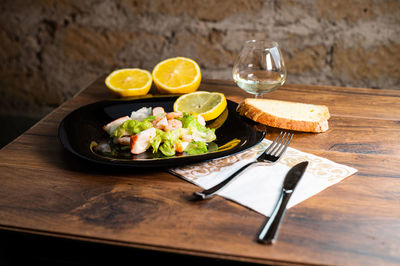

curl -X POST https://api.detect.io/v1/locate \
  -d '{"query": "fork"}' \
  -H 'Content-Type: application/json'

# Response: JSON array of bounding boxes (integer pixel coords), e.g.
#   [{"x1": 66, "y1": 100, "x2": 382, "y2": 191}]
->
[{"x1": 193, "y1": 131, "x2": 294, "y2": 200}]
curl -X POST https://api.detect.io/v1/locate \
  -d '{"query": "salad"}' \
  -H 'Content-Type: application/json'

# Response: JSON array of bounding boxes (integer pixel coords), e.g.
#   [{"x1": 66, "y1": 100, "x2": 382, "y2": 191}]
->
[{"x1": 101, "y1": 106, "x2": 217, "y2": 157}]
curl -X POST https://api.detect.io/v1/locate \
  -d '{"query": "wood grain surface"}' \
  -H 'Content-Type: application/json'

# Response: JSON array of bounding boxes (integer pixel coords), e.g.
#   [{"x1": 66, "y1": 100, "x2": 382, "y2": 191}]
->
[{"x1": 0, "y1": 77, "x2": 399, "y2": 265}]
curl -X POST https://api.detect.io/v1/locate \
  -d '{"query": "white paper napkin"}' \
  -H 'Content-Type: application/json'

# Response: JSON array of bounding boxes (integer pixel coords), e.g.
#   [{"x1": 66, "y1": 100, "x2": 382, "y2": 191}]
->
[{"x1": 170, "y1": 139, "x2": 357, "y2": 217}]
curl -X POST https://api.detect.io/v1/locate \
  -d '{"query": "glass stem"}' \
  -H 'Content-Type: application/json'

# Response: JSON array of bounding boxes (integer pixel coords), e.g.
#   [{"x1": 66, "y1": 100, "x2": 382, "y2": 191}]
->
[{"x1": 255, "y1": 93, "x2": 263, "y2": 99}]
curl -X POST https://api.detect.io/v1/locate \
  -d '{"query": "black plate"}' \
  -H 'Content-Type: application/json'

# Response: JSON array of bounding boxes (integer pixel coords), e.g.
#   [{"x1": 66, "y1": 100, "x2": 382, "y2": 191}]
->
[{"x1": 58, "y1": 96, "x2": 265, "y2": 168}]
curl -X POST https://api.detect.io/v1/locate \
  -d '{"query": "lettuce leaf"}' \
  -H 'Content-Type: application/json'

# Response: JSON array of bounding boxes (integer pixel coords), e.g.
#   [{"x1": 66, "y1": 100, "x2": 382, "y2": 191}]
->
[
  {"x1": 158, "y1": 128, "x2": 183, "y2": 156},
  {"x1": 185, "y1": 141, "x2": 208, "y2": 155},
  {"x1": 180, "y1": 113, "x2": 202, "y2": 131},
  {"x1": 163, "y1": 128, "x2": 181, "y2": 144},
  {"x1": 111, "y1": 119, "x2": 154, "y2": 138},
  {"x1": 150, "y1": 129, "x2": 164, "y2": 153},
  {"x1": 159, "y1": 141, "x2": 176, "y2": 157},
  {"x1": 179, "y1": 113, "x2": 216, "y2": 142},
  {"x1": 150, "y1": 128, "x2": 182, "y2": 156}
]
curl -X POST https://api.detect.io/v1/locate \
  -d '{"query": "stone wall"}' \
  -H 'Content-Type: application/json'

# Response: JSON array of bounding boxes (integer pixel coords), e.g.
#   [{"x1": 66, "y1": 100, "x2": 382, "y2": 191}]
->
[{"x1": 1, "y1": 0, "x2": 399, "y2": 118}]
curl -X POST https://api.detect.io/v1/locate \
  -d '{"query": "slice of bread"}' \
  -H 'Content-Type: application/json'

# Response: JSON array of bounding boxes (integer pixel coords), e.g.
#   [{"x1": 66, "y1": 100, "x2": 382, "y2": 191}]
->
[{"x1": 237, "y1": 98, "x2": 330, "y2": 133}]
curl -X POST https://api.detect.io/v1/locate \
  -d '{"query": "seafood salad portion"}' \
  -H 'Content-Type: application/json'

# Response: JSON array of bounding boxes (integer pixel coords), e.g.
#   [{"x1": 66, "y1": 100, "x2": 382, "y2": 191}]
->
[{"x1": 102, "y1": 107, "x2": 217, "y2": 157}]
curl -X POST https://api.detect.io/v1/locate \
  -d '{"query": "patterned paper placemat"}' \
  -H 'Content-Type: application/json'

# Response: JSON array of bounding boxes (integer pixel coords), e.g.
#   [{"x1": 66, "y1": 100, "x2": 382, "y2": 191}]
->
[{"x1": 170, "y1": 139, "x2": 357, "y2": 217}]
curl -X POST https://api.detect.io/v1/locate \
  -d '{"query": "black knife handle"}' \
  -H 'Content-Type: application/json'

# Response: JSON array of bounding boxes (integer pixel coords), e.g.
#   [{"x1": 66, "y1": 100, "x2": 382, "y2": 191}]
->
[{"x1": 258, "y1": 189, "x2": 292, "y2": 244}]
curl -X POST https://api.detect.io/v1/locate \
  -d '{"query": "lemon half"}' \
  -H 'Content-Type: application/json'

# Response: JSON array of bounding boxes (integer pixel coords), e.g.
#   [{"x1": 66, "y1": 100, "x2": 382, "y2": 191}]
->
[
  {"x1": 173, "y1": 91, "x2": 227, "y2": 121},
  {"x1": 105, "y1": 68, "x2": 152, "y2": 97},
  {"x1": 152, "y1": 57, "x2": 201, "y2": 94}
]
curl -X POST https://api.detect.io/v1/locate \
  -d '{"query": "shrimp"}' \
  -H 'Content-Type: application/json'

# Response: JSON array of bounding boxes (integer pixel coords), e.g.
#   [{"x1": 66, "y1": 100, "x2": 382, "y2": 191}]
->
[
  {"x1": 151, "y1": 106, "x2": 167, "y2": 127},
  {"x1": 164, "y1": 119, "x2": 182, "y2": 131},
  {"x1": 166, "y1": 111, "x2": 183, "y2": 120},
  {"x1": 153, "y1": 116, "x2": 168, "y2": 129},
  {"x1": 152, "y1": 107, "x2": 165, "y2": 117}
]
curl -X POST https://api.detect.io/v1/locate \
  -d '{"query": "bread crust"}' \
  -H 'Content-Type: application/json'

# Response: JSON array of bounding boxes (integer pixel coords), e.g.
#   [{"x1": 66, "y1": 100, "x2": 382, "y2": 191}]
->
[{"x1": 237, "y1": 100, "x2": 329, "y2": 133}]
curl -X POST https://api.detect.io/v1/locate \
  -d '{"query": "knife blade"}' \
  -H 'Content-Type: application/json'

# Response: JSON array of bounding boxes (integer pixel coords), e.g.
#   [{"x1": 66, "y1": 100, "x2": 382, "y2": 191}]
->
[{"x1": 257, "y1": 161, "x2": 309, "y2": 244}]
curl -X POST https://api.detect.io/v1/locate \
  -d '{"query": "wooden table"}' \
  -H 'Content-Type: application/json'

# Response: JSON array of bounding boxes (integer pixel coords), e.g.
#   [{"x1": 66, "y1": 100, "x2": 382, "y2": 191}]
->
[{"x1": 0, "y1": 78, "x2": 399, "y2": 265}]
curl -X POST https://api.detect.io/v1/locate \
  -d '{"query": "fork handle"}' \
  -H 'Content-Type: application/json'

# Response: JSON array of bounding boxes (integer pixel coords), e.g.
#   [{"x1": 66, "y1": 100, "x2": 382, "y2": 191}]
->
[
  {"x1": 193, "y1": 161, "x2": 255, "y2": 200},
  {"x1": 257, "y1": 189, "x2": 292, "y2": 244}
]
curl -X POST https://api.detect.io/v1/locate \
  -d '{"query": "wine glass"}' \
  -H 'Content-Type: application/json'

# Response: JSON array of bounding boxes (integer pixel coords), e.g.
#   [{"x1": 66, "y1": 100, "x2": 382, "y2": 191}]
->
[{"x1": 233, "y1": 40, "x2": 286, "y2": 98}]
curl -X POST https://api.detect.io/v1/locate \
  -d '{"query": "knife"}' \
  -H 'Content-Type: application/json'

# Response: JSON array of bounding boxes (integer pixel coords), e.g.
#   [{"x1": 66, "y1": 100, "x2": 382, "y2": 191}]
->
[{"x1": 257, "y1": 161, "x2": 309, "y2": 244}]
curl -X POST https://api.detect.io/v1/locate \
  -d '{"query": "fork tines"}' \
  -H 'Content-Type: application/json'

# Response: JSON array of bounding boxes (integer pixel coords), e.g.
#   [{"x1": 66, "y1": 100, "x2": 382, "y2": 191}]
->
[{"x1": 266, "y1": 131, "x2": 294, "y2": 157}]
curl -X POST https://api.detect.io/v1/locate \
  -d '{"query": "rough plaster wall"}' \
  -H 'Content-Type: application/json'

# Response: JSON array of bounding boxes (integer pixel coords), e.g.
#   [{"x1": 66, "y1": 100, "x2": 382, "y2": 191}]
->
[{"x1": 0, "y1": 0, "x2": 399, "y2": 118}]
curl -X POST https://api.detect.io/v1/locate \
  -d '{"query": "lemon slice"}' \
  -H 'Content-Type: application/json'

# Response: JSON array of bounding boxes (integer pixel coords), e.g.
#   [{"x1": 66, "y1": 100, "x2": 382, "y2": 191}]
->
[
  {"x1": 173, "y1": 91, "x2": 227, "y2": 121},
  {"x1": 152, "y1": 57, "x2": 201, "y2": 94},
  {"x1": 105, "y1": 68, "x2": 152, "y2": 97}
]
